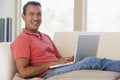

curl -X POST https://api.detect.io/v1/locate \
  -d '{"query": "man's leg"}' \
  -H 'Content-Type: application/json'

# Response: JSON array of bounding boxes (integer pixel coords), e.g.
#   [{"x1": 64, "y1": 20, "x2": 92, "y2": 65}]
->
[
  {"x1": 101, "y1": 58, "x2": 120, "y2": 72},
  {"x1": 43, "y1": 56, "x2": 120, "y2": 79}
]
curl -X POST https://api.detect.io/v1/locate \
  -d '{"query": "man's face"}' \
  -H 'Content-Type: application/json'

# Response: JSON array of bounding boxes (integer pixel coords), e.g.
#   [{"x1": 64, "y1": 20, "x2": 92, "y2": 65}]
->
[{"x1": 22, "y1": 4, "x2": 42, "y2": 32}]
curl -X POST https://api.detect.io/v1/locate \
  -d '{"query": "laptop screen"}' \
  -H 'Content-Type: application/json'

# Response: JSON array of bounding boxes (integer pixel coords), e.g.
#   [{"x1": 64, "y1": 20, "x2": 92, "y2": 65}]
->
[{"x1": 74, "y1": 34, "x2": 100, "y2": 63}]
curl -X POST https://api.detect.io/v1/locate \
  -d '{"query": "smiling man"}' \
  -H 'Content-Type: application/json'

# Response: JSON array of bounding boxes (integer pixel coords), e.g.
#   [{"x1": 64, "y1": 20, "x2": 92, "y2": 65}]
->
[
  {"x1": 11, "y1": 1, "x2": 73, "y2": 79},
  {"x1": 22, "y1": 2, "x2": 42, "y2": 33},
  {"x1": 11, "y1": 1, "x2": 120, "y2": 80}
]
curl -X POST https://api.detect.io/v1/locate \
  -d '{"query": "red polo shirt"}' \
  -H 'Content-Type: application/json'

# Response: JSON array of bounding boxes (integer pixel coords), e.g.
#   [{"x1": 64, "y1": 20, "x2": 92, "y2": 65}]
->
[{"x1": 11, "y1": 28, "x2": 61, "y2": 77}]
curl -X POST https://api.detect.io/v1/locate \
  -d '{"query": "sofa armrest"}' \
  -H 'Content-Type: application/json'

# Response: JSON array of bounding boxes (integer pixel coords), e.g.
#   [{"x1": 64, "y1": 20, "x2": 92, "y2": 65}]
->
[{"x1": 0, "y1": 43, "x2": 16, "y2": 80}]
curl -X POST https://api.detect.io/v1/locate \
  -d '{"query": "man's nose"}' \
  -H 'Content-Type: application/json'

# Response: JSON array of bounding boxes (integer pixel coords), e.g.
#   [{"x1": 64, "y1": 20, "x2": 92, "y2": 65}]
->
[{"x1": 33, "y1": 15, "x2": 39, "y2": 20}]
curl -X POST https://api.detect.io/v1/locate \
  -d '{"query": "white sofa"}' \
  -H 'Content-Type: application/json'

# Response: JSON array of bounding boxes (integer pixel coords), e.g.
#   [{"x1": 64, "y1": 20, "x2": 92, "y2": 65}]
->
[{"x1": 0, "y1": 32, "x2": 120, "y2": 80}]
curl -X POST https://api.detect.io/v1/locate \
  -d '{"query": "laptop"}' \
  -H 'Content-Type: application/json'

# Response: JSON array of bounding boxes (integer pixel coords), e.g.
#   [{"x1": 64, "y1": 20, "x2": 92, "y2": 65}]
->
[{"x1": 50, "y1": 34, "x2": 100, "y2": 68}]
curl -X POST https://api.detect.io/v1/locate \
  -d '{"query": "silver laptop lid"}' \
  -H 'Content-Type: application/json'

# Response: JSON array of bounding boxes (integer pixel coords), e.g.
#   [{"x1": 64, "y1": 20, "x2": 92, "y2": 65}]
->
[{"x1": 74, "y1": 34, "x2": 100, "y2": 63}]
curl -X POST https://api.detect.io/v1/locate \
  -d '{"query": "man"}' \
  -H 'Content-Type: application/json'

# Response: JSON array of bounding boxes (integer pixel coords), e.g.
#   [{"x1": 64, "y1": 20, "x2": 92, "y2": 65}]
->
[
  {"x1": 11, "y1": 1, "x2": 120, "y2": 79},
  {"x1": 11, "y1": 1, "x2": 73, "y2": 79}
]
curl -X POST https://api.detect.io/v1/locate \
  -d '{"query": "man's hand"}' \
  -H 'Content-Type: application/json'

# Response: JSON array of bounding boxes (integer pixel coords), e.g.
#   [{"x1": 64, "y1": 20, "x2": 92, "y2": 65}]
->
[{"x1": 51, "y1": 56, "x2": 74, "y2": 66}]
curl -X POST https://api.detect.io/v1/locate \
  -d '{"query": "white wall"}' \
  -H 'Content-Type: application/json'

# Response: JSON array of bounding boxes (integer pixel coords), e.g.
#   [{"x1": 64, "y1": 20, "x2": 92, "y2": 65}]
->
[{"x1": 0, "y1": 0, "x2": 15, "y2": 18}]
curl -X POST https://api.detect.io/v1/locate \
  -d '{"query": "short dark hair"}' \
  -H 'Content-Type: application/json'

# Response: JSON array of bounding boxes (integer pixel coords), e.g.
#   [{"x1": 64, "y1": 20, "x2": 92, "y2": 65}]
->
[{"x1": 23, "y1": 1, "x2": 41, "y2": 15}]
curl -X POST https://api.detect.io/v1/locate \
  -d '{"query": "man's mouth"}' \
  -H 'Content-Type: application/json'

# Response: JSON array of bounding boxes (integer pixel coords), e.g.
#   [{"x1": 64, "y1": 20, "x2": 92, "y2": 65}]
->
[
  {"x1": 33, "y1": 22, "x2": 38, "y2": 24},
  {"x1": 31, "y1": 21, "x2": 39, "y2": 25}
]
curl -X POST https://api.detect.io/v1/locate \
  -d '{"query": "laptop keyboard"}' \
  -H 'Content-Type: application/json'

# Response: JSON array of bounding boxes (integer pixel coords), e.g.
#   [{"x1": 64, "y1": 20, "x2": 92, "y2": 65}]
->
[{"x1": 50, "y1": 62, "x2": 74, "y2": 68}]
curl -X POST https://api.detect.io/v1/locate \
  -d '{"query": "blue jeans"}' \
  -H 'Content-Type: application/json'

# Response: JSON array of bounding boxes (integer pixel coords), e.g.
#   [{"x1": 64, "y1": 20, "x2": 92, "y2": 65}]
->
[{"x1": 43, "y1": 56, "x2": 120, "y2": 79}]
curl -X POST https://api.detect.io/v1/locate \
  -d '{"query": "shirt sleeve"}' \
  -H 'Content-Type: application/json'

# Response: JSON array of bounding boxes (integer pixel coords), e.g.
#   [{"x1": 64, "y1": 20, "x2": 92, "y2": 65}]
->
[{"x1": 11, "y1": 34, "x2": 31, "y2": 60}]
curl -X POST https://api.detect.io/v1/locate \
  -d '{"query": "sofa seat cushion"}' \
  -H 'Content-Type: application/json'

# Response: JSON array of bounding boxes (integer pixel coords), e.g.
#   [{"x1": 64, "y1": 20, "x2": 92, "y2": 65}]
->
[{"x1": 47, "y1": 70, "x2": 120, "y2": 80}]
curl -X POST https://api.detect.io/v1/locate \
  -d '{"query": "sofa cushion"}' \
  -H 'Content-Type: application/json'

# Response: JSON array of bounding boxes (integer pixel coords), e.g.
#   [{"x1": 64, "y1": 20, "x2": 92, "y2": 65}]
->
[
  {"x1": 0, "y1": 43, "x2": 16, "y2": 80},
  {"x1": 53, "y1": 32, "x2": 100, "y2": 57},
  {"x1": 47, "y1": 70, "x2": 120, "y2": 80},
  {"x1": 97, "y1": 33, "x2": 120, "y2": 60},
  {"x1": 12, "y1": 73, "x2": 45, "y2": 80}
]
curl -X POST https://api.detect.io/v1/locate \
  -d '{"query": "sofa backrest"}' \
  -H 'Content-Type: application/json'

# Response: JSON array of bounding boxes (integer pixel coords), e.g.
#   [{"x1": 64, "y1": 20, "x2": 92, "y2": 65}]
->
[
  {"x1": 53, "y1": 32, "x2": 79, "y2": 57},
  {"x1": 53, "y1": 32, "x2": 120, "y2": 60},
  {"x1": 0, "y1": 43, "x2": 16, "y2": 80},
  {"x1": 97, "y1": 32, "x2": 120, "y2": 60},
  {"x1": 53, "y1": 32, "x2": 99, "y2": 57}
]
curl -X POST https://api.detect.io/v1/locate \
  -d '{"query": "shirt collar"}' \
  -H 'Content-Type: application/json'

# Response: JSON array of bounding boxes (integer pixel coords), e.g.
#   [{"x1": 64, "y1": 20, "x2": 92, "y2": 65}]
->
[{"x1": 22, "y1": 28, "x2": 42, "y2": 37}]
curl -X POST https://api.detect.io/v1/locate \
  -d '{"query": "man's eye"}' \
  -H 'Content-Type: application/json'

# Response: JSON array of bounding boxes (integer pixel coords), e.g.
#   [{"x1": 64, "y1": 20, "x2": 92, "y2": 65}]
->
[{"x1": 37, "y1": 13, "x2": 41, "y2": 16}]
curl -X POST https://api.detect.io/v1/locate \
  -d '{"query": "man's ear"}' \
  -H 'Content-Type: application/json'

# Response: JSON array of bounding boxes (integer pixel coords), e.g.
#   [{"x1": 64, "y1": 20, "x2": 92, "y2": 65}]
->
[{"x1": 22, "y1": 13, "x2": 25, "y2": 21}]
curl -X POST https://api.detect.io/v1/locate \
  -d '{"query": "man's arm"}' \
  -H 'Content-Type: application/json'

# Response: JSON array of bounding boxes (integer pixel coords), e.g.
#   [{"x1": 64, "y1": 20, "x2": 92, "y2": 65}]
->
[
  {"x1": 15, "y1": 58, "x2": 53, "y2": 78},
  {"x1": 15, "y1": 57, "x2": 74, "y2": 79}
]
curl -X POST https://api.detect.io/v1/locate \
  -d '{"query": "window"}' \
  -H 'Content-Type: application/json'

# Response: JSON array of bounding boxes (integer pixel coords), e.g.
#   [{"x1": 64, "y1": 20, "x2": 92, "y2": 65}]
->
[
  {"x1": 86, "y1": 0, "x2": 120, "y2": 32},
  {"x1": 21, "y1": 0, "x2": 74, "y2": 38}
]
